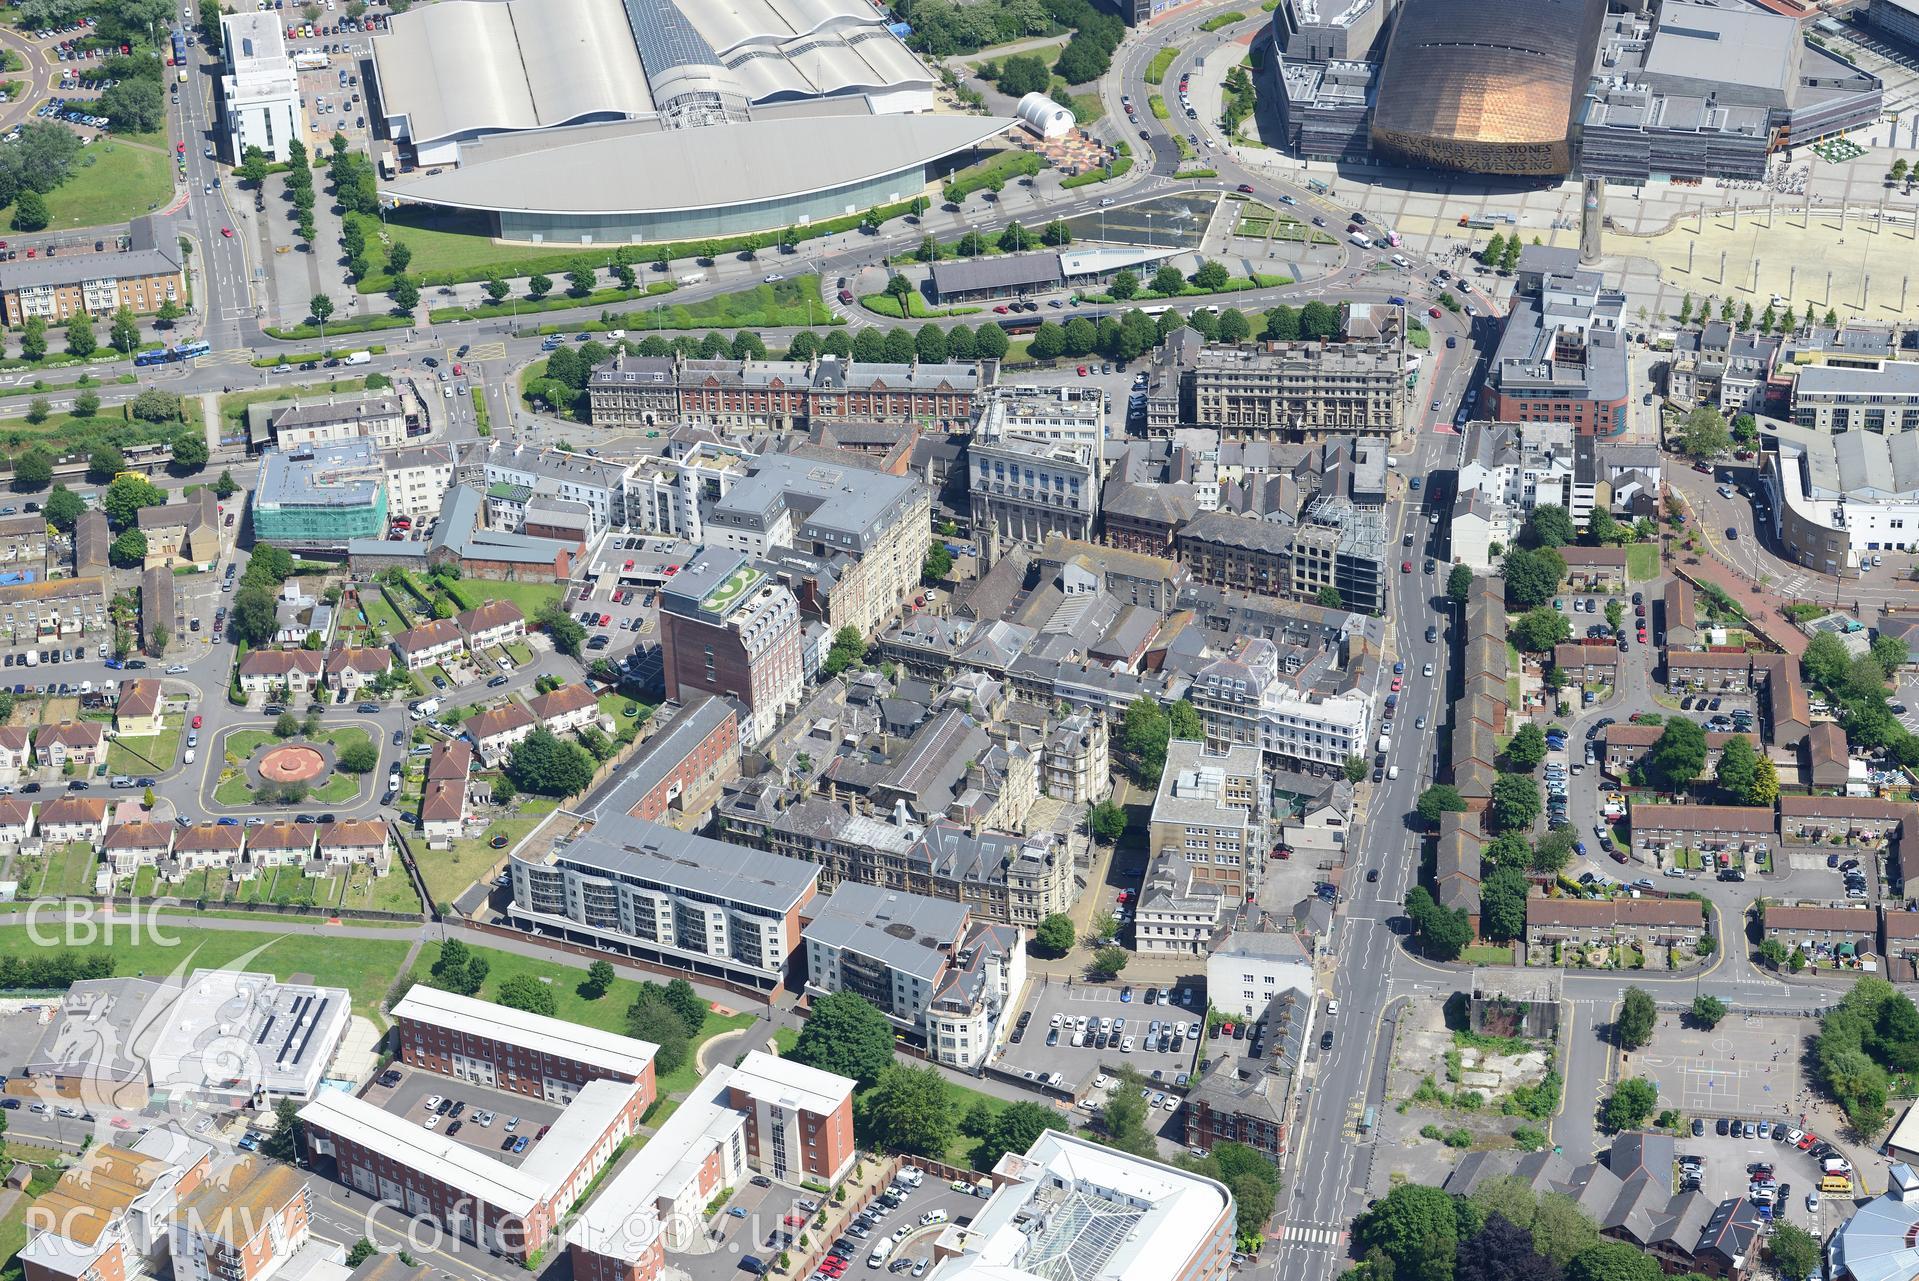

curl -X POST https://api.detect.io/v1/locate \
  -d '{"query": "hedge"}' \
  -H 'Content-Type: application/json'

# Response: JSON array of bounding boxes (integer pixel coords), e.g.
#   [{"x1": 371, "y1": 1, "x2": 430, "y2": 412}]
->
[
  {"x1": 427, "y1": 280, "x2": 676, "y2": 325},
  {"x1": 251, "y1": 344, "x2": 389, "y2": 368},
  {"x1": 1060, "y1": 155, "x2": 1135, "y2": 189},
  {"x1": 355, "y1": 196, "x2": 927, "y2": 293},
  {"x1": 263, "y1": 314, "x2": 412, "y2": 342}
]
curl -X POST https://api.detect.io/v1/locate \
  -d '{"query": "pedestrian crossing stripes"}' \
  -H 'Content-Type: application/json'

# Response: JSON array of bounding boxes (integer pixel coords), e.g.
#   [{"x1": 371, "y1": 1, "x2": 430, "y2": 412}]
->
[
  {"x1": 1277, "y1": 1225, "x2": 1344, "y2": 1247},
  {"x1": 197, "y1": 348, "x2": 254, "y2": 366}
]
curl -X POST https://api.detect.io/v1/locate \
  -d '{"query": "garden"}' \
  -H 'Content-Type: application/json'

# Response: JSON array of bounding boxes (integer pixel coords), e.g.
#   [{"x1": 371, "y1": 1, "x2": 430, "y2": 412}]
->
[{"x1": 213, "y1": 724, "x2": 379, "y2": 807}]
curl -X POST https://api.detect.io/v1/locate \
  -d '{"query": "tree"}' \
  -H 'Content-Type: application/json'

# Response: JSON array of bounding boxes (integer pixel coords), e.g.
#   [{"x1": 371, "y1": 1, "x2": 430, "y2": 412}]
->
[
  {"x1": 1089, "y1": 1067, "x2": 1158, "y2": 1158},
  {"x1": 822, "y1": 624, "x2": 866, "y2": 678},
  {"x1": 922, "y1": 543, "x2": 953, "y2": 584},
  {"x1": 64, "y1": 313, "x2": 96, "y2": 359},
  {"x1": 1643, "y1": 717, "x2": 1707, "y2": 789},
  {"x1": 102, "y1": 474, "x2": 164, "y2": 529},
  {"x1": 89, "y1": 444, "x2": 125, "y2": 483},
  {"x1": 1678, "y1": 294, "x2": 1693, "y2": 324},
  {"x1": 18, "y1": 317, "x2": 44, "y2": 362},
  {"x1": 155, "y1": 298, "x2": 184, "y2": 329},
  {"x1": 506, "y1": 728, "x2": 595, "y2": 797},
  {"x1": 213, "y1": 470, "x2": 238, "y2": 500},
  {"x1": 109, "y1": 529, "x2": 147, "y2": 568},
  {"x1": 337, "y1": 739, "x2": 378, "y2": 773},
  {"x1": 1511, "y1": 606, "x2": 1571, "y2": 653},
  {"x1": 1404, "y1": 886, "x2": 1472, "y2": 961},
  {"x1": 1769, "y1": 1224, "x2": 1820, "y2": 1281},
  {"x1": 1088, "y1": 800, "x2": 1126, "y2": 844},
  {"x1": 1480, "y1": 866, "x2": 1529, "y2": 942},
  {"x1": 788, "y1": 991, "x2": 894, "y2": 1087},
  {"x1": 109, "y1": 307, "x2": 140, "y2": 355},
  {"x1": 582, "y1": 960, "x2": 616, "y2": 1000},
  {"x1": 261, "y1": 1097, "x2": 303, "y2": 1162},
  {"x1": 1674, "y1": 405, "x2": 1731, "y2": 460},
  {"x1": 1416, "y1": 784, "x2": 1466, "y2": 826},
  {"x1": 1747, "y1": 754, "x2": 1780, "y2": 807},
  {"x1": 1504, "y1": 723, "x2": 1548, "y2": 770},
  {"x1": 537, "y1": 601, "x2": 586, "y2": 657},
  {"x1": 1479, "y1": 232, "x2": 1506, "y2": 268},
  {"x1": 11, "y1": 189, "x2": 47, "y2": 232},
  {"x1": 272, "y1": 711, "x2": 300, "y2": 739},
  {"x1": 862, "y1": 1063, "x2": 956, "y2": 1156},
  {"x1": 345, "y1": 1241, "x2": 376, "y2": 1269},
  {"x1": 915, "y1": 323, "x2": 949, "y2": 364},
  {"x1": 390, "y1": 277, "x2": 420, "y2": 313},
  {"x1": 658, "y1": 979, "x2": 705, "y2": 1037},
  {"x1": 1034, "y1": 913, "x2": 1076, "y2": 957},
  {"x1": 496, "y1": 974, "x2": 557, "y2": 1016},
  {"x1": 1062, "y1": 315, "x2": 1097, "y2": 356},
  {"x1": 1689, "y1": 995, "x2": 1727, "y2": 1029},
  {"x1": 1567, "y1": 1241, "x2": 1662, "y2": 1281},
  {"x1": 1490, "y1": 772, "x2": 1542, "y2": 833},
  {"x1": 385, "y1": 241, "x2": 412, "y2": 275},
  {"x1": 308, "y1": 293, "x2": 335, "y2": 331},
  {"x1": 1315, "y1": 586, "x2": 1344, "y2": 609},
  {"x1": 428, "y1": 938, "x2": 489, "y2": 996},
  {"x1": 483, "y1": 277, "x2": 510, "y2": 303},
  {"x1": 131, "y1": 388, "x2": 182, "y2": 424},
  {"x1": 1089, "y1": 946, "x2": 1128, "y2": 979},
  {"x1": 241, "y1": 544, "x2": 294, "y2": 586},
  {"x1": 1447, "y1": 564, "x2": 1473, "y2": 604},
  {"x1": 1120, "y1": 696, "x2": 1171, "y2": 783},
  {"x1": 237, "y1": 146, "x2": 270, "y2": 188},
  {"x1": 1151, "y1": 263, "x2": 1186, "y2": 296},
  {"x1": 1757, "y1": 937, "x2": 1789, "y2": 969},
  {"x1": 1616, "y1": 986, "x2": 1657, "y2": 1049},
  {"x1": 169, "y1": 432, "x2": 208, "y2": 472},
  {"x1": 527, "y1": 273, "x2": 552, "y2": 299},
  {"x1": 1713, "y1": 734, "x2": 1758, "y2": 799},
  {"x1": 969, "y1": 1100, "x2": 1064, "y2": 1172},
  {"x1": 42, "y1": 485, "x2": 82, "y2": 530},
  {"x1": 625, "y1": 987, "x2": 690, "y2": 1076},
  {"x1": 1355, "y1": 1183, "x2": 1465, "y2": 1281},
  {"x1": 1459, "y1": 1222, "x2": 1558, "y2": 1281},
  {"x1": 1526, "y1": 505, "x2": 1575, "y2": 549},
  {"x1": 1502, "y1": 547, "x2": 1564, "y2": 609},
  {"x1": 11, "y1": 448, "x2": 51, "y2": 492},
  {"x1": 996, "y1": 52, "x2": 1051, "y2": 96},
  {"x1": 228, "y1": 584, "x2": 279, "y2": 647},
  {"x1": 1602, "y1": 1076, "x2": 1658, "y2": 1132}
]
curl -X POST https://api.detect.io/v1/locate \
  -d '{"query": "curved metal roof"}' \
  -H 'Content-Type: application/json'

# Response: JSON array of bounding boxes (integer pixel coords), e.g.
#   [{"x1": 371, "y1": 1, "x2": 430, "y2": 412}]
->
[
  {"x1": 371, "y1": 0, "x2": 652, "y2": 147},
  {"x1": 1368, "y1": 0, "x2": 1604, "y2": 175},
  {"x1": 382, "y1": 113, "x2": 1016, "y2": 217}
]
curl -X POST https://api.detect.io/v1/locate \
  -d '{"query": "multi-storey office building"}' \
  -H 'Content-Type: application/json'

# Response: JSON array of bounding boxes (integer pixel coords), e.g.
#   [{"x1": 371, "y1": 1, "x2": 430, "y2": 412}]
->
[
  {"x1": 250, "y1": 439, "x2": 388, "y2": 551},
  {"x1": 968, "y1": 433, "x2": 1099, "y2": 553},
  {"x1": 659, "y1": 548, "x2": 803, "y2": 745},
  {"x1": 1149, "y1": 738, "x2": 1268, "y2": 903}
]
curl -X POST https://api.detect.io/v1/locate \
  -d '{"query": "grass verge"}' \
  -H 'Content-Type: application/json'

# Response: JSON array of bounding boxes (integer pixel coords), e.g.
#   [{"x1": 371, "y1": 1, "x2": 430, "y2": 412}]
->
[
  {"x1": 858, "y1": 293, "x2": 981, "y2": 320},
  {"x1": 1144, "y1": 46, "x2": 1177, "y2": 84}
]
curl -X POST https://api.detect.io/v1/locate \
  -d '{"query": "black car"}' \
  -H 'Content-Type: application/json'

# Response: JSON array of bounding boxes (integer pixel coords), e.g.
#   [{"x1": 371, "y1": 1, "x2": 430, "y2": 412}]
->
[
  {"x1": 1366, "y1": 868, "x2": 1379, "y2": 882},
  {"x1": 750, "y1": 1175, "x2": 773, "y2": 1188},
  {"x1": 1320, "y1": 1029, "x2": 1334, "y2": 1050},
  {"x1": 1016, "y1": 1011, "x2": 1031, "y2": 1028},
  {"x1": 68, "y1": 780, "x2": 89, "y2": 790},
  {"x1": 358, "y1": 702, "x2": 379, "y2": 713},
  {"x1": 488, "y1": 675, "x2": 510, "y2": 688},
  {"x1": 450, "y1": 1101, "x2": 466, "y2": 1117},
  {"x1": 393, "y1": 729, "x2": 405, "y2": 746},
  {"x1": 423, "y1": 356, "x2": 440, "y2": 368}
]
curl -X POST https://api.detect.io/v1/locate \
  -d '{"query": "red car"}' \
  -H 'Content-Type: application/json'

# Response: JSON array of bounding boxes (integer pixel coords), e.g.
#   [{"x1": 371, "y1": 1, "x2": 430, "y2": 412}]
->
[
  {"x1": 176, "y1": 141, "x2": 185, "y2": 154},
  {"x1": 1797, "y1": 1133, "x2": 1818, "y2": 1150},
  {"x1": 993, "y1": 304, "x2": 1009, "y2": 314},
  {"x1": 191, "y1": 715, "x2": 202, "y2": 729},
  {"x1": 1401, "y1": 560, "x2": 1412, "y2": 572},
  {"x1": 109, "y1": 1116, "x2": 129, "y2": 1129},
  {"x1": 1237, "y1": 183, "x2": 1254, "y2": 194},
  {"x1": 221, "y1": 227, "x2": 233, "y2": 238},
  {"x1": 452, "y1": 363, "x2": 463, "y2": 377},
  {"x1": 1076, "y1": 365, "x2": 1088, "y2": 376},
  {"x1": 1428, "y1": 306, "x2": 1442, "y2": 319}
]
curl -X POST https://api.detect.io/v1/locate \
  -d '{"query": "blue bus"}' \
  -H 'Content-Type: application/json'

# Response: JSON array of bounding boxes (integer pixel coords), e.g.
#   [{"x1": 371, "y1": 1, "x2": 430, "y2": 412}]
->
[
  {"x1": 134, "y1": 339, "x2": 211, "y2": 367},
  {"x1": 169, "y1": 28, "x2": 185, "y2": 64}
]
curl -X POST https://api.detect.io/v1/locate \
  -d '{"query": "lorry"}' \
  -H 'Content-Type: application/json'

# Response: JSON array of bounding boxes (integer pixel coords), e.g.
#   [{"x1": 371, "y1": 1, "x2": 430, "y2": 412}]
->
[{"x1": 343, "y1": 350, "x2": 371, "y2": 365}]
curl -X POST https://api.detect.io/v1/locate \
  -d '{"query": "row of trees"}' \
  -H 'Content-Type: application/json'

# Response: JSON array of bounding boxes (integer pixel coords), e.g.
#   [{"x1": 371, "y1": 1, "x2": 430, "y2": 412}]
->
[{"x1": 1677, "y1": 291, "x2": 1838, "y2": 337}]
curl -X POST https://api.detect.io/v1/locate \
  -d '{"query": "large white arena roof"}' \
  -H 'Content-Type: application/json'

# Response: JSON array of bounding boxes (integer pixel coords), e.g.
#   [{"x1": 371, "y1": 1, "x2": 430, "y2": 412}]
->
[
  {"x1": 381, "y1": 112, "x2": 1015, "y2": 217},
  {"x1": 372, "y1": 0, "x2": 937, "y2": 151}
]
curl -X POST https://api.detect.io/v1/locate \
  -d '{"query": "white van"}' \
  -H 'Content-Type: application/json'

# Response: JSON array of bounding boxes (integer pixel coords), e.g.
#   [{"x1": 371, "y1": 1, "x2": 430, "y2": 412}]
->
[
  {"x1": 1387, "y1": 765, "x2": 1400, "y2": 781},
  {"x1": 184, "y1": 749, "x2": 196, "y2": 764},
  {"x1": 678, "y1": 271, "x2": 706, "y2": 286},
  {"x1": 868, "y1": 1240, "x2": 894, "y2": 1269}
]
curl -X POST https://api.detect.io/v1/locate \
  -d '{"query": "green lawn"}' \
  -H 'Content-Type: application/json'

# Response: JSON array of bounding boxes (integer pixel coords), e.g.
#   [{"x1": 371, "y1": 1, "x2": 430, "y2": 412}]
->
[
  {"x1": 598, "y1": 693, "x2": 656, "y2": 746},
  {"x1": 943, "y1": 150, "x2": 1042, "y2": 201},
  {"x1": 353, "y1": 591, "x2": 409, "y2": 639},
  {"x1": 441, "y1": 577, "x2": 562, "y2": 619},
  {"x1": 1626, "y1": 542, "x2": 1660, "y2": 582},
  {"x1": 1459, "y1": 944, "x2": 1516, "y2": 966},
  {"x1": 106, "y1": 727, "x2": 180, "y2": 774},
  {"x1": 214, "y1": 726, "x2": 374, "y2": 806},
  {"x1": 859, "y1": 292, "x2": 981, "y2": 320},
  {"x1": 504, "y1": 641, "x2": 534, "y2": 666},
  {"x1": 411, "y1": 940, "x2": 758, "y2": 1067},
  {"x1": 0, "y1": 924, "x2": 411, "y2": 1017},
  {"x1": 412, "y1": 797, "x2": 557, "y2": 906},
  {"x1": 0, "y1": 143, "x2": 174, "y2": 231},
  {"x1": 0, "y1": 1164, "x2": 63, "y2": 1273},
  {"x1": 24, "y1": 841, "x2": 97, "y2": 897}
]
